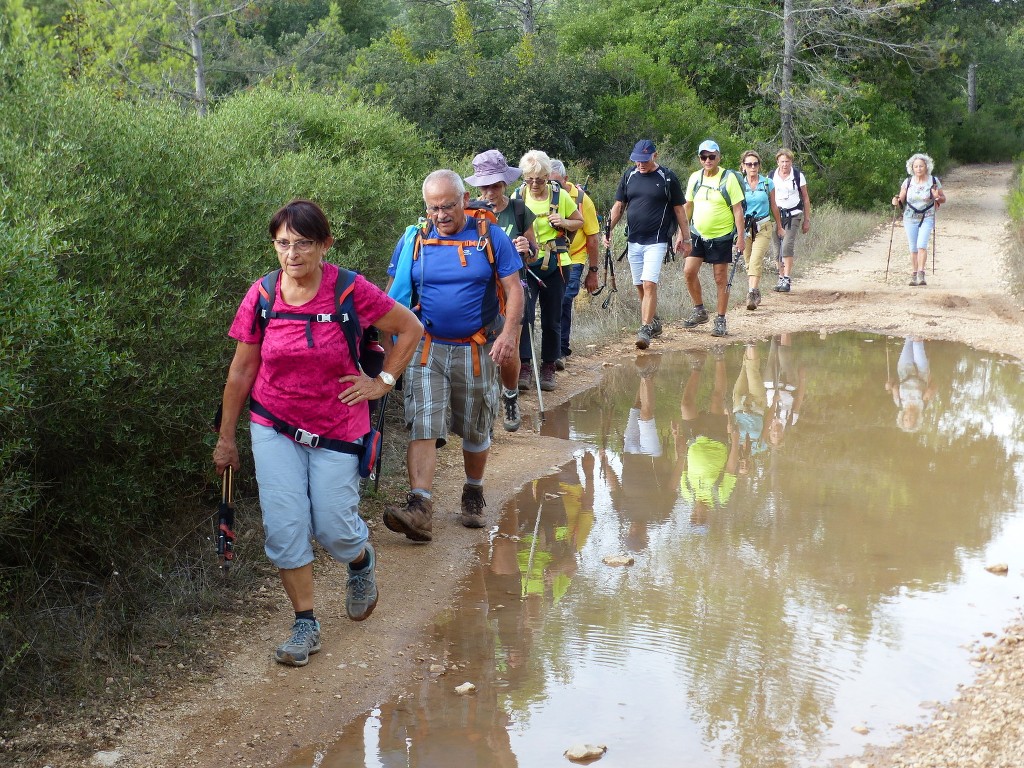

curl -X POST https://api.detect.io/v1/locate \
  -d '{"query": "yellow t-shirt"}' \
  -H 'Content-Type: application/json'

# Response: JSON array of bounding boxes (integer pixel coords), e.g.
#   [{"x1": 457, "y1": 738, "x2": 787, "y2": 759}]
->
[
  {"x1": 563, "y1": 182, "x2": 601, "y2": 265},
  {"x1": 686, "y1": 168, "x2": 744, "y2": 239},
  {"x1": 521, "y1": 183, "x2": 579, "y2": 266}
]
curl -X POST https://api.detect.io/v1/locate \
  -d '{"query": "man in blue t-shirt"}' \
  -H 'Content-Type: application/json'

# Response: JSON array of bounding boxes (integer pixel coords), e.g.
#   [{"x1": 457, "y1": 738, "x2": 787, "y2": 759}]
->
[
  {"x1": 383, "y1": 170, "x2": 524, "y2": 540},
  {"x1": 604, "y1": 139, "x2": 691, "y2": 350}
]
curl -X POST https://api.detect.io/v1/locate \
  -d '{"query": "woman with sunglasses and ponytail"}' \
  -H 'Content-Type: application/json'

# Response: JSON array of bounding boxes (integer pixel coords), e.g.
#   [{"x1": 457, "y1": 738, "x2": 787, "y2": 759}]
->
[{"x1": 738, "y1": 151, "x2": 783, "y2": 310}]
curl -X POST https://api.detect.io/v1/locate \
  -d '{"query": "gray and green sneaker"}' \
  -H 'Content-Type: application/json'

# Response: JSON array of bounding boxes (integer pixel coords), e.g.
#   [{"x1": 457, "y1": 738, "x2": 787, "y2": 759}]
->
[
  {"x1": 346, "y1": 543, "x2": 379, "y2": 622},
  {"x1": 275, "y1": 618, "x2": 321, "y2": 667},
  {"x1": 650, "y1": 316, "x2": 663, "y2": 337},
  {"x1": 682, "y1": 307, "x2": 710, "y2": 328},
  {"x1": 711, "y1": 315, "x2": 728, "y2": 337}
]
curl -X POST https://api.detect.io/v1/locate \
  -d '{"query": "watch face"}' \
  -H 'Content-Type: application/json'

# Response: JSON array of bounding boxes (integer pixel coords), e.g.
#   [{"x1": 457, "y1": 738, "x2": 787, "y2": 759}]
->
[{"x1": 379, "y1": 372, "x2": 396, "y2": 386}]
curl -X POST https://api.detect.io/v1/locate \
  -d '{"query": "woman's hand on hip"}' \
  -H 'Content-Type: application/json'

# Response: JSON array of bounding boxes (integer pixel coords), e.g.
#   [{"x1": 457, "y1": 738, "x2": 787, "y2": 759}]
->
[{"x1": 338, "y1": 372, "x2": 387, "y2": 406}]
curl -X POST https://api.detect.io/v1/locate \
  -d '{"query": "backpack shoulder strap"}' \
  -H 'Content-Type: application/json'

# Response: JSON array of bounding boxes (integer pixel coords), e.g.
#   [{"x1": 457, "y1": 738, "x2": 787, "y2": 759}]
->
[
  {"x1": 511, "y1": 196, "x2": 527, "y2": 238},
  {"x1": 333, "y1": 267, "x2": 362, "y2": 371},
  {"x1": 251, "y1": 269, "x2": 282, "y2": 335}
]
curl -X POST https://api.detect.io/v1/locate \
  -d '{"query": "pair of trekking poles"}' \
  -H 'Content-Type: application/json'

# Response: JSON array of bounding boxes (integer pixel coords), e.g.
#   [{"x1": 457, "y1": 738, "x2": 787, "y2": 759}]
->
[{"x1": 885, "y1": 202, "x2": 937, "y2": 282}]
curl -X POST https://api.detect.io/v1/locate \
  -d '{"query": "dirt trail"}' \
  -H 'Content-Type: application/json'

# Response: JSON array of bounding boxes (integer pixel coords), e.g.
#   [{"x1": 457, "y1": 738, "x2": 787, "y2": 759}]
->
[{"x1": 72, "y1": 164, "x2": 1022, "y2": 768}]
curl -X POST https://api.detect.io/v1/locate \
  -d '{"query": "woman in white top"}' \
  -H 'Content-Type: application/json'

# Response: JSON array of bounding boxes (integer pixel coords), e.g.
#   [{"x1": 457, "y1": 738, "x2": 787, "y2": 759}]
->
[
  {"x1": 892, "y1": 153, "x2": 946, "y2": 287},
  {"x1": 770, "y1": 148, "x2": 811, "y2": 293}
]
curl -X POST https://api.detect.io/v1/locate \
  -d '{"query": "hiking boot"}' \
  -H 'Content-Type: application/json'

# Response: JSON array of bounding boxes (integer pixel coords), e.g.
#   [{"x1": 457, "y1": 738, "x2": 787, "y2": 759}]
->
[
  {"x1": 636, "y1": 323, "x2": 654, "y2": 350},
  {"x1": 917, "y1": 271, "x2": 926, "y2": 286},
  {"x1": 540, "y1": 362, "x2": 557, "y2": 392},
  {"x1": 773, "y1": 276, "x2": 787, "y2": 292},
  {"x1": 517, "y1": 361, "x2": 532, "y2": 391},
  {"x1": 459, "y1": 483, "x2": 487, "y2": 529},
  {"x1": 908, "y1": 272, "x2": 920, "y2": 286},
  {"x1": 635, "y1": 354, "x2": 661, "y2": 379},
  {"x1": 682, "y1": 307, "x2": 710, "y2": 328},
  {"x1": 275, "y1": 618, "x2": 321, "y2": 667},
  {"x1": 501, "y1": 390, "x2": 521, "y2": 432},
  {"x1": 711, "y1": 315, "x2": 728, "y2": 337},
  {"x1": 555, "y1": 357, "x2": 566, "y2": 371},
  {"x1": 650, "y1": 316, "x2": 663, "y2": 337},
  {"x1": 382, "y1": 492, "x2": 434, "y2": 542},
  {"x1": 346, "y1": 543, "x2": 378, "y2": 622},
  {"x1": 746, "y1": 289, "x2": 761, "y2": 310}
]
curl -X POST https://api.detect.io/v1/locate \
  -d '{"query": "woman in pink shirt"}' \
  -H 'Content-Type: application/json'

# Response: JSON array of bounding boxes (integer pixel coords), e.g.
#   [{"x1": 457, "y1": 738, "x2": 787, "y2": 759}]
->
[{"x1": 213, "y1": 199, "x2": 421, "y2": 667}]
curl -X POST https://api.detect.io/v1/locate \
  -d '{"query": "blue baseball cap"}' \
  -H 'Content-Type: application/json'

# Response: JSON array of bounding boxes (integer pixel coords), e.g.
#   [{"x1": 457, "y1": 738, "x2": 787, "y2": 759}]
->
[
  {"x1": 698, "y1": 139, "x2": 721, "y2": 154},
  {"x1": 629, "y1": 140, "x2": 657, "y2": 162}
]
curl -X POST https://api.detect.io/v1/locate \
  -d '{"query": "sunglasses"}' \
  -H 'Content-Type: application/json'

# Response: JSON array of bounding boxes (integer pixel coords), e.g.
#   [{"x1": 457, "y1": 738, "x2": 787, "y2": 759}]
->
[
  {"x1": 743, "y1": 161, "x2": 760, "y2": 167},
  {"x1": 699, "y1": 153, "x2": 719, "y2": 161}
]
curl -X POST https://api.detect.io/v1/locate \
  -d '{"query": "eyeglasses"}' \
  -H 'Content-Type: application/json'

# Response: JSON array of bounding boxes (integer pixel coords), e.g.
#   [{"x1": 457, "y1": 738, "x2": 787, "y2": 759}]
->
[
  {"x1": 524, "y1": 177, "x2": 548, "y2": 185},
  {"x1": 425, "y1": 201, "x2": 460, "y2": 215},
  {"x1": 743, "y1": 161, "x2": 760, "y2": 167},
  {"x1": 699, "y1": 153, "x2": 719, "y2": 161},
  {"x1": 272, "y1": 238, "x2": 316, "y2": 252}
]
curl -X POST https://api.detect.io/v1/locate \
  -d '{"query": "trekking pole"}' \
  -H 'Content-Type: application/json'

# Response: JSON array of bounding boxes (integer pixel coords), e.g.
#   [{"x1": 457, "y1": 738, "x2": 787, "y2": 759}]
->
[
  {"x1": 370, "y1": 391, "x2": 389, "y2": 494},
  {"x1": 931, "y1": 207, "x2": 937, "y2": 275},
  {"x1": 602, "y1": 245, "x2": 620, "y2": 310},
  {"x1": 522, "y1": 269, "x2": 546, "y2": 416},
  {"x1": 884, "y1": 204, "x2": 899, "y2": 283},
  {"x1": 216, "y1": 466, "x2": 236, "y2": 574},
  {"x1": 726, "y1": 244, "x2": 742, "y2": 301},
  {"x1": 592, "y1": 215, "x2": 606, "y2": 297}
]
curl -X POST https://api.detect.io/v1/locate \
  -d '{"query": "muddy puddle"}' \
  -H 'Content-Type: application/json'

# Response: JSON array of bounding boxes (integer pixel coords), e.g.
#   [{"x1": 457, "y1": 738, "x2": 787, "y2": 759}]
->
[{"x1": 284, "y1": 332, "x2": 1024, "y2": 768}]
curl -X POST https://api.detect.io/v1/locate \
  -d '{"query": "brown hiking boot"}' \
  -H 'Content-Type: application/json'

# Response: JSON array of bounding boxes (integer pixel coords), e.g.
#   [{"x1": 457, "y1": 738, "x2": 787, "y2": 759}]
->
[
  {"x1": 540, "y1": 362, "x2": 556, "y2": 391},
  {"x1": 459, "y1": 483, "x2": 486, "y2": 529},
  {"x1": 518, "y1": 361, "x2": 532, "y2": 391},
  {"x1": 383, "y1": 493, "x2": 433, "y2": 542}
]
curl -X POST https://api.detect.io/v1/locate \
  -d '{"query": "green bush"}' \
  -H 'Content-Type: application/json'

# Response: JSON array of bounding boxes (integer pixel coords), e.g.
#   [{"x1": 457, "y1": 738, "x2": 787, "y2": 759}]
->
[
  {"x1": 949, "y1": 108, "x2": 1024, "y2": 163},
  {"x1": 0, "y1": 63, "x2": 435, "y2": 709}
]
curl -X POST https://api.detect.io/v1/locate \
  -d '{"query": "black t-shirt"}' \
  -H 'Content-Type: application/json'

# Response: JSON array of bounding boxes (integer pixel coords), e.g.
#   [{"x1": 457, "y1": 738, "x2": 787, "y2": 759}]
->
[{"x1": 614, "y1": 165, "x2": 685, "y2": 245}]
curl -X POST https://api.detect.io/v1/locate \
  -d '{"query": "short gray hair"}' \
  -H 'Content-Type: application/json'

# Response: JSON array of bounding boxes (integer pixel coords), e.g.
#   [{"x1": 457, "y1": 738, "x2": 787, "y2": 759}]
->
[
  {"x1": 519, "y1": 150, "x2": 552, "y2": 179},
  {"x1": 422, "y1": 169, "x2": 465, "y2": 199},
  {"x1": 549, "y1": 159, "x2": 567, "y2": 178},
  {"x1": 905, "y1": 153, "x2": 935, "y2": 176}
]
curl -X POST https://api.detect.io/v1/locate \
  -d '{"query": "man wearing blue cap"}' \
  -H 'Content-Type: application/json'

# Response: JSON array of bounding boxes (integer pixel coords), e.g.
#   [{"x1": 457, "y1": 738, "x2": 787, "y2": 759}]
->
[
  {"x1": 682, "y1": 139, "x2": 746, "y2": 338},
  {"x1": 604, "y1": 140, "x2": 690, "y2": 350}
]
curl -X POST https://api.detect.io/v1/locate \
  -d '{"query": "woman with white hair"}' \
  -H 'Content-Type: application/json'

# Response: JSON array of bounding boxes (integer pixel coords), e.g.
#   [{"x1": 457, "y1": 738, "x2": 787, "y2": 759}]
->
[
  {"x1": 892, "y1": 153, "x2": 946, "y2": 287},
  {"x1": 512, "y1": 149, "x2": 583, "y2": 392}
]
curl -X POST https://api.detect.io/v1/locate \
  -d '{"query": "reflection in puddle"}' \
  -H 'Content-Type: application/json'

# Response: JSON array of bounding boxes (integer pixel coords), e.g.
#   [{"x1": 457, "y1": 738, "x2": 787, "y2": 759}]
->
[{"x1": 288, "y1": 332, "x2": 1024, "y2": 768}]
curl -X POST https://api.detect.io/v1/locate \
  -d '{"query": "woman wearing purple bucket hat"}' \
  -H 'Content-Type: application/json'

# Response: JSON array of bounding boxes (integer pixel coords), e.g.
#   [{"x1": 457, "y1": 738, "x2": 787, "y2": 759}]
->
[{"x1": 465, "y1": 150, "x2": 539, "y2": 433}]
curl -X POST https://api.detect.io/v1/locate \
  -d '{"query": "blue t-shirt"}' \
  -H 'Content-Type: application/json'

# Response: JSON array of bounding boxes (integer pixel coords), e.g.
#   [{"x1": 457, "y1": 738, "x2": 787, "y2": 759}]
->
[
  {"x1": 388, "y1": 218, "x2": 522, "y2": 341},
  {"x1": 742, "y1": 174, "x2": 775, "y2": 220}
]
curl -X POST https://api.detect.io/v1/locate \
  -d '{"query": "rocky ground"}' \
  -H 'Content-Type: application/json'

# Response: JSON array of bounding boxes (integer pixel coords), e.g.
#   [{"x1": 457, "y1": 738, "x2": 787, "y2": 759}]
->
[{"x1": 7, "y1": 163, "x2": 1023, "y2": 768}]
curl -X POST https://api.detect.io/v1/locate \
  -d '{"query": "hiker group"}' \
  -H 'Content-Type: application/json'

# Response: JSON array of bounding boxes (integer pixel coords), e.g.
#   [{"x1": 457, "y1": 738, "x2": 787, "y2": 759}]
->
[{"x1": 211, "y1": 140, "x2": 942, "y2": 667}]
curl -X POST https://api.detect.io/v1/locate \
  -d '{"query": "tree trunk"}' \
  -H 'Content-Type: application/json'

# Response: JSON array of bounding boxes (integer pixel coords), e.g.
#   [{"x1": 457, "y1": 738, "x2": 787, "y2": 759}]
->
[
  {"x1": 967, "y1": 62, "x2": 977, "y2": 114},
  {"x1": 780, "y1": 0, "x2": 796, "y2": 148},
  {"x1": 188, "y1": 0, "x2": 208, "y2": 117}
]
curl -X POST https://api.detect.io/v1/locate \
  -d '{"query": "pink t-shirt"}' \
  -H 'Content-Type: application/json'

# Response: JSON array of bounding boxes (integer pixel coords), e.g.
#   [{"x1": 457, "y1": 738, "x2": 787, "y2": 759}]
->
[{"x1": 229, "y1": 263, "x2": 395, "y2": 442}]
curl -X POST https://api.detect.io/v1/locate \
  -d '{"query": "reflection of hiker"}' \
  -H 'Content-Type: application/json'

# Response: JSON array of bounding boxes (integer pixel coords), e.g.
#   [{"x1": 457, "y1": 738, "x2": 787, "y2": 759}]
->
[
  {"x1": 673, "y1": 350, "x2": 740, "y2": 530},
  {"x1": 213, "y1": 199, "x2": 422, "y2": 667},
  {"x1": 602, "y1": 355, "x2": 675, "y2": 551},
  {"x1": 764, "y1": 333, "x2": 806, "y2": 448},
  {"x1": 886, "y1": 337, "x2": 937, "y2": 433},
  {"x1": 732, "y1": 343, "x2": 768, "y2": 475},
  {"x1": 517, "y1": 475, "x2": 582, "y2": 603}
]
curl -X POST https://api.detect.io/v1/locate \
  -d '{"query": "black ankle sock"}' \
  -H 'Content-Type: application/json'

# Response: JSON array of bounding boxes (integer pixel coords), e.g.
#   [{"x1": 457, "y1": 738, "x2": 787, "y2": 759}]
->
[
  {"x1": 295, "y1": 609, "x2": 316, "y2": 623},
  {"x1": 349, "y1": 554, "x2": 370, "y2": 571}
]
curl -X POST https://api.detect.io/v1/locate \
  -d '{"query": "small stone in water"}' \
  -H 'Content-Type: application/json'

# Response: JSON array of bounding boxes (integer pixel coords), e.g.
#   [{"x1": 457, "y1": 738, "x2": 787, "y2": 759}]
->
[
  {"x1": 454, "y1": 682, "x2": 476, "y2": 695},
  {"x1": 602, "y1": 554, "x2": 634, "y2": 567},
  {"x1": 564, "y1": 743, "x2": 607, "y2": 762}
]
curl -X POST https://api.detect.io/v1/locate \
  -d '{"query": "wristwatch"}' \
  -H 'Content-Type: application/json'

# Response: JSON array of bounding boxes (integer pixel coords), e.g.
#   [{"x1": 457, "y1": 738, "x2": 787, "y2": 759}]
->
[
  {"x1": 378, "y1": 371, "x2": 396, "y2": 388},
  {"x1": 588, "y1": 265, "x2": 599, "y2": 273}
]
